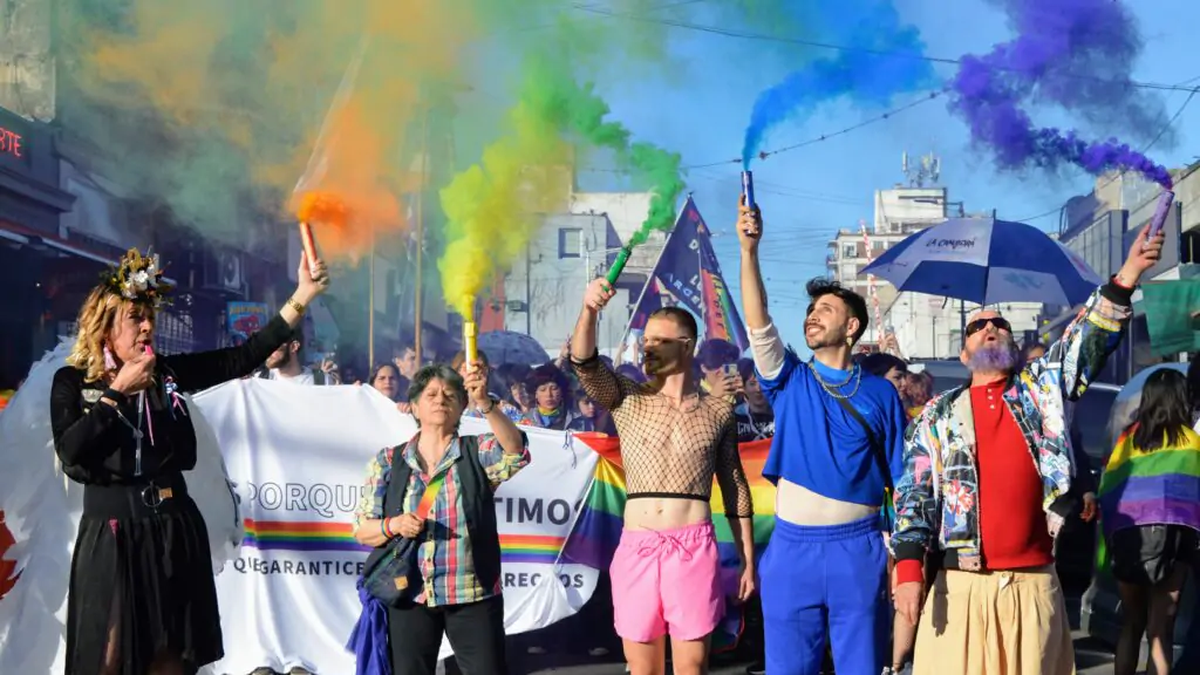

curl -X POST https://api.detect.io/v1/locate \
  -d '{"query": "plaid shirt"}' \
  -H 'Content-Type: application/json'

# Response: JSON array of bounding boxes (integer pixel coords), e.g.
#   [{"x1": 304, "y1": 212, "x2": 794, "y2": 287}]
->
[{"x1": 354, "y1": 432, "x2": 530, "y2": 606}]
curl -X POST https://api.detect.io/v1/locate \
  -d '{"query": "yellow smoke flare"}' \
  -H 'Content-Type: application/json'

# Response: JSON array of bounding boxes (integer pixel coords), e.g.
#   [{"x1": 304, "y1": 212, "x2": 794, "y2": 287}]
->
[{"x1": 438, "y1": 101, "x2": 572, "y2": 320}]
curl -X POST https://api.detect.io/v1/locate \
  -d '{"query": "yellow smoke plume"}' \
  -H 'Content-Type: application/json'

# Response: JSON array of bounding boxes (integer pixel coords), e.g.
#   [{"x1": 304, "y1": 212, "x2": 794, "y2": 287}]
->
[{"x1": 438, "y1": 100, "x2": 572, "y2": 318}]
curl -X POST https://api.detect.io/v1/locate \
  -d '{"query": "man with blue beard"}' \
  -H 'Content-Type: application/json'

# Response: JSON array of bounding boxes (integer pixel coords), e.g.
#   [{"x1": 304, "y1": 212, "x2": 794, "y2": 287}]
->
[{"x1": 891, "y1": 226, "x2": 1163, "y2": 675}]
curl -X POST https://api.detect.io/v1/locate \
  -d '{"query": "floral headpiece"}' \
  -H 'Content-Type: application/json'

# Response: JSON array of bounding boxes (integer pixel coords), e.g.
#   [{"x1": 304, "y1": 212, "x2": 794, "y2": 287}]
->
[{"x1": 102, "y1": 248, "x2": 173, "y2": 308}]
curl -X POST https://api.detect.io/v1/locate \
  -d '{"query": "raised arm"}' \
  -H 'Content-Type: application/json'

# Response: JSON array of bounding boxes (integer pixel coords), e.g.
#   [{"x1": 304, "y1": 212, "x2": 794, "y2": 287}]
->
[
  {"x1": 737, "y1": 197, "x2": 786, "y2": 381},
  {"x1": 1047, "y1": 225, "x2": 1162, "y2": 400},
  {"x1": 50, "y1": 367, "x2": 125, "y2": 468},
  {"x1": 570, "y1": 278, "x2": 634, "y2": 411},
  {"x1": 163, "y1": 256, "x2": 330, "y2": 393},
  {"x1": 476, "y1": 432, "x2": 531, "y2": 488},
  {"x1": 464, "y1": 363, "x2": 527, "y2": 465}
]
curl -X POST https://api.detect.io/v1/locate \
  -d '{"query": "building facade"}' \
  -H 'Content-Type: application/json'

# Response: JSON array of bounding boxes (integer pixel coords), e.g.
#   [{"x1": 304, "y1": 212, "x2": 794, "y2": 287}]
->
[
  {"x1": 1042, "y1": 165, "x2": 1200, "y2": 384},
  {"x1": 481, "y1": 189, "x2": 664, "y2": 358},
  {"x1": 825, "y1": 159, "x2": 1042, "y2": 359}
]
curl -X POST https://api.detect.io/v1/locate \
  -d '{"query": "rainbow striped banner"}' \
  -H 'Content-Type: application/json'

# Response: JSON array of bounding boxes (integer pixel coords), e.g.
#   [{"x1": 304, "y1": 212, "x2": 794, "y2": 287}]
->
[
  {"x1": 1095, "y1": 425, "x2": 1200, "y2": 571},
  {"x1": 242, "y1": 519, "x2": 565, "y2": 564},
  {"x1": 562, "y1": 434, "x2": 776, "y2": 652}
]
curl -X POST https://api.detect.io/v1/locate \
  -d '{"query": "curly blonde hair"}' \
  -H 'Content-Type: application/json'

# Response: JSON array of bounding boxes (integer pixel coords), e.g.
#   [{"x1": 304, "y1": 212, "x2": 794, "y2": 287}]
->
[{"x1": 65, "y1": 286, "x2": 155, "y2": 383}]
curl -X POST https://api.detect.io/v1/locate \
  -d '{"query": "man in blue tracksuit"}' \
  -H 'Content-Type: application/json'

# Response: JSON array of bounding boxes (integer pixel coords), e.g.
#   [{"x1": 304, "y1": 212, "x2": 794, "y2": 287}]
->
[{"x1": 736, "y1": 198, "x2": 907, "y2": 675}]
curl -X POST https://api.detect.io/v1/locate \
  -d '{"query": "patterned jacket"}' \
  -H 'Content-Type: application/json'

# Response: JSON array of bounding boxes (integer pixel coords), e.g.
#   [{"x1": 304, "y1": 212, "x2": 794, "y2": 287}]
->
[{"x1": 890, "y1": 282, "x2": 1133, "y2": 571}]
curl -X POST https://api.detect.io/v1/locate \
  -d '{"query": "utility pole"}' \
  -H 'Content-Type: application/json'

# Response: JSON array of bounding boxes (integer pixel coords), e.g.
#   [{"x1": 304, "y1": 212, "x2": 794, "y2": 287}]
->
[
  {"x1": 414, "y1": 108, "x2": 428, "y2": 362},
  {"x1": 368, "y1": 229, "x2": 376, "y2": 367}
]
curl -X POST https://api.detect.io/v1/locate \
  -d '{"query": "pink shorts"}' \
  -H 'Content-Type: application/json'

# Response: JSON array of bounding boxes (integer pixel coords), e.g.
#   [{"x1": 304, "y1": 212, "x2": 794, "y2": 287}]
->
[{"x1": 610, "y1": 520, "x2": 723, "y2": 642}]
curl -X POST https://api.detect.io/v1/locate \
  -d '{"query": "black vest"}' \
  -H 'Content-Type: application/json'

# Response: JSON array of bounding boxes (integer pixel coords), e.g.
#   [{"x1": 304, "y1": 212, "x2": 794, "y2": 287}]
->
[{"x1": 367, "y1": 436, "x2": 501, "y2": 592}]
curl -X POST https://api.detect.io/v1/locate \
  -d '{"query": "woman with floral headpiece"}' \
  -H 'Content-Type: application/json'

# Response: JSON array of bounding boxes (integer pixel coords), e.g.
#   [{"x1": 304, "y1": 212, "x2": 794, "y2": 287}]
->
[{"x1": 50, "y1": 249, "x2": 329, "y2": 675}]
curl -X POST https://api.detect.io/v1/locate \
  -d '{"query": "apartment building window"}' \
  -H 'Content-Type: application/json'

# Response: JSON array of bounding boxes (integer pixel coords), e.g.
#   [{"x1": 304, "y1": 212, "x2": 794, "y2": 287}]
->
[
  {"x1": 558, "y1": 228, "x2": 582, "y2": 258},
  {"x1": 842, "y1": 244, "x2": 856, "y2": 258}
]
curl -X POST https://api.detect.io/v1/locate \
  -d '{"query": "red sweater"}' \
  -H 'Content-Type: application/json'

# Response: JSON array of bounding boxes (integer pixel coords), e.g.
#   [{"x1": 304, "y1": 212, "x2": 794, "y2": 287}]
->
[{"x1": 896, "y1": 379, "x2": 1053, "y2": 585}]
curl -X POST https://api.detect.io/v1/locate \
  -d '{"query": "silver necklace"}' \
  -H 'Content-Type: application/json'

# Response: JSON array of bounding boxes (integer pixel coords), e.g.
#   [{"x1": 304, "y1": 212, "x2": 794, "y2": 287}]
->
[{"x1": 811, "y1": 362, "x2": 862, "y2": 400}]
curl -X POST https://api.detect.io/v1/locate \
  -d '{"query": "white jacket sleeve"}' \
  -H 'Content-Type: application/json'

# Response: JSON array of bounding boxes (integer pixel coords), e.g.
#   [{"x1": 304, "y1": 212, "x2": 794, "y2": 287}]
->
[{"x1": 749, "y1": 322, "x2": 786, "y2": 380}]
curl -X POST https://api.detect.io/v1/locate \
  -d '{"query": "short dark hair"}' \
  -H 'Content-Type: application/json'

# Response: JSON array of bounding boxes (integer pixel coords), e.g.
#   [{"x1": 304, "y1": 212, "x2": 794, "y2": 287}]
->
[
  {"x1": 527, "y1": 363, "x2": 568, "y2": 393},
  {"x1": 736, "y1": 357, "x2": 756, "y2": 383},
  {"x1": 406, "y1": 364, "x2": 468, "y2": 410},
  {"x1": 860, "y1": 353, "x2": 907, "y2": 378},
  {"x1": 697, "y1": 338, "x2": 741, "y2": 371},
  {"x1": 806, "y1": 278, "x2": 869, "y2": 344},
  {"x1": 647, "y1": 306, "x2": 698, "y2": 341},
  {"x1": 370, "y1": 362, "x2": 401, "y2": 382}
]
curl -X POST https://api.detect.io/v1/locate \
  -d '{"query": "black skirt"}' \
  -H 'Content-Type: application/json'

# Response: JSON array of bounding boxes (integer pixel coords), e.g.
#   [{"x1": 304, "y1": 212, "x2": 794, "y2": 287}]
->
[
  {"x1": 67, "y1": 475, "x2": 223, "y2": 675},
  {"x1": 1110, "y1": 524, "x2": 1200, "y2": 587}
]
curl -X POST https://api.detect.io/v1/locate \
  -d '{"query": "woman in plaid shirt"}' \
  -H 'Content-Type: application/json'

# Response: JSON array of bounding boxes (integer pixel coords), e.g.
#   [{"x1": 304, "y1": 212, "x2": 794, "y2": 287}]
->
[{"x1": 353, "y1": 363, "x2": 531, "y2": 675}]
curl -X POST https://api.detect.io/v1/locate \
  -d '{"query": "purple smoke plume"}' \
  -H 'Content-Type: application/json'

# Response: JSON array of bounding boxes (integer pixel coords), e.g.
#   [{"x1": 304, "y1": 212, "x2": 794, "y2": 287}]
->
[{"x1": 950, "y1": 0, "x2": 1174, "y2": 187}]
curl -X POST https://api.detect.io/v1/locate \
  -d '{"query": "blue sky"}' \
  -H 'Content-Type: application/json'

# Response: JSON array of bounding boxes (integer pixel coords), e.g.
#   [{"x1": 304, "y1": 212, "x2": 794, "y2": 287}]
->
[{"x1": 574, "y1": 0, "x2": 1200, "y2": 350}]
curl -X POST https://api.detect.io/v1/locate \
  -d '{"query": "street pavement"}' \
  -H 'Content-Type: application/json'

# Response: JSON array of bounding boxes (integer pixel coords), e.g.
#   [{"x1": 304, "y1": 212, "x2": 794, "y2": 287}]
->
[
  {"x1": 511, "y1": 632, "x2": 1115, "y2": 675},
  {"x1": 492, "y1": 595, "x2": 1117, "y2": 675}
]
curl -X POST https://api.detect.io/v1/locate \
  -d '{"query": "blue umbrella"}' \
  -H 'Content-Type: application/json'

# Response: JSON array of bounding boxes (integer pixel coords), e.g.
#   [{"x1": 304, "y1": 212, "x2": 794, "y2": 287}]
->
[
  {"x1": 861, "y1": 217, "x2": 1104, "y2": 306},
  {"x1": 477, "y1": 330, "x2": 551, "y2": 366}
]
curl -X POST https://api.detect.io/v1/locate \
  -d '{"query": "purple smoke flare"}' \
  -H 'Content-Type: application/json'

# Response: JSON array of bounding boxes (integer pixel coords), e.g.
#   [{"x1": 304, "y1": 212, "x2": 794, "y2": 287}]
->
[{"x1": 950, "y1": 0, "x2": 1174, "y2": 188}]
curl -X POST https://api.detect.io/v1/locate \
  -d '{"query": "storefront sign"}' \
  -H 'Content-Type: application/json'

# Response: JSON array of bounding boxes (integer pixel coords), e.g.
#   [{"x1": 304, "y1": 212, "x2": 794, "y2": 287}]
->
[
  {"x1": 0, "y1": 107, "x2": 32, "y2": 168},
  {"x1": 0, "y1": 127, "x2": 22, "y2": 160}
]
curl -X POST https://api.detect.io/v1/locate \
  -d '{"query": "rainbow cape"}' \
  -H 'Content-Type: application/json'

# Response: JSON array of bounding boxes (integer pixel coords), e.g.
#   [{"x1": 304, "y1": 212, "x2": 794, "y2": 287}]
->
[
  {"x1": 1096, "y1": 425, "x2": 1200, "y2": 570},
  {"x1": 562, "y1": 434, "x2": 776, "y2": 652}
]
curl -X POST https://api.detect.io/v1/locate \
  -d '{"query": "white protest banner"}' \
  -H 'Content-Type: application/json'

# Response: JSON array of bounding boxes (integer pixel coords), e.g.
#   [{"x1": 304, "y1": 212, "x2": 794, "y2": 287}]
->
[
  {"x1": 0, "y1": 366, "x2": 597, "y2": 675},
  {"x1": 193, "y1": 380, "x2": 598, "y2": 675}
]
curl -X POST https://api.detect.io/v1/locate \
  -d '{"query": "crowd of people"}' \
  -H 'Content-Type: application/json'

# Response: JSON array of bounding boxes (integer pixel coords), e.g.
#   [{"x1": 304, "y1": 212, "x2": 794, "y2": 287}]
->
[{"x1": 12, "y1": 193, "x2": 1200, "y2": 675}]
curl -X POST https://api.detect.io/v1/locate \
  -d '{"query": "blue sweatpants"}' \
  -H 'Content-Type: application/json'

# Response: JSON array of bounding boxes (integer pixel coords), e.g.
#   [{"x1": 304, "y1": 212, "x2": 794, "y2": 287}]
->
[{"x1": 760, "y1": 514, "x2": 889, "y2": 675}]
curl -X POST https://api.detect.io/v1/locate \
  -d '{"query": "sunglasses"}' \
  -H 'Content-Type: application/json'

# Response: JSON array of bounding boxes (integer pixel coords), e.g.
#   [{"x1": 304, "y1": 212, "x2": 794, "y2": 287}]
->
[{"x1": 965, "y1": 317, "x2": 1011, "y2": 338}]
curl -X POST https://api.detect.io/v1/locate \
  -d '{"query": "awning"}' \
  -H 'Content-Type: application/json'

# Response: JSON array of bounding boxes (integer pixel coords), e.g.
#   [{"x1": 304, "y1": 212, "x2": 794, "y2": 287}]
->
[{"x1": 0, "y1": 219, "x2": 178, "y2": 285}]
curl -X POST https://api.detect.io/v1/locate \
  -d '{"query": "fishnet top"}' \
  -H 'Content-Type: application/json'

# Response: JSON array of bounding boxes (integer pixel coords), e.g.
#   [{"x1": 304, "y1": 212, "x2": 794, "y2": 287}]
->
[{"x1": 572, "y1": 353, "x2": 753, "y2": 518}]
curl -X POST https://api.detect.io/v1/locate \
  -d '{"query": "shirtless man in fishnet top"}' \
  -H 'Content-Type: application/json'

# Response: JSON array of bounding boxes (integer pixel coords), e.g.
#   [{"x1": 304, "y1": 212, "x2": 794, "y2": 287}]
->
[{"x1": 570, "y1": 279, "x2": 755, "y2": 675}]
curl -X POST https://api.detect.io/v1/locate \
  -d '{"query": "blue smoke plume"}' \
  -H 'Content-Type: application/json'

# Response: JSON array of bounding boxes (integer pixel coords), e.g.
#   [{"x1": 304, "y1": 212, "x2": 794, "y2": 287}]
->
[{"x1": 741, "y1": 0, "x2": 937, "y2": 168}]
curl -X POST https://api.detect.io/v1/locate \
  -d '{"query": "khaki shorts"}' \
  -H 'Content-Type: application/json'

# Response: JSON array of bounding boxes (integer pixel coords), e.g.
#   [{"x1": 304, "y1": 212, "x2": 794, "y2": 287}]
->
[{"x1": 913, "y1": 566, "x2": 1076, "y2": 675}]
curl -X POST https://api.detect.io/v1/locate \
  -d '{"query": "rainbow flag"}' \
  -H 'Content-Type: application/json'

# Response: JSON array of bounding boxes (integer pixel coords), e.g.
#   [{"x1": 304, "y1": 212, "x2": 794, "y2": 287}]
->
[
  {"x1": 562, "y1": 434, "x2": 776, "y2": 652},
  {"x1": 243, "y1": 519, "x2": 564, "y2": 564},
  {"x1": 1095, "y1": 425, "x2": 1200, "y2": 571}
]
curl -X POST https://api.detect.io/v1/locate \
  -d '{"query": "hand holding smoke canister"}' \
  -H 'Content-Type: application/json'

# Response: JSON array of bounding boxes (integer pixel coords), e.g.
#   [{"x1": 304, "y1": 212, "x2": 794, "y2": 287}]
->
[
  {"x1": 605, "y1": 247, "x2": 632, "y2": 286},
  {"x1": 1145, "y1": 189, "x2": 1174, "y2": 246},
  {"x1": 299, "y1": 222, "x2": 320, "y2": 279},
  {"x1": 463, "y1": 301, "x2": 478, "y2": 370},
  {"x1": 741, "y1": 171, "x2": 756, "y2": 211}
]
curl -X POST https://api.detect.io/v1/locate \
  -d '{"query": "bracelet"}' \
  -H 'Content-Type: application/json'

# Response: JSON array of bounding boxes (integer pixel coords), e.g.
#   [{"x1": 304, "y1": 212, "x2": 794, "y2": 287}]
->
[
  {"x1": 1111, "y1": 273, "x2": 1135, "y2": 291},
  {"x1": 102, "y1": 388, "x2": 129, "y2": 406},
  {"x1": 285, "y1": 296, "x2": 307, "y2": 316},
  {"x1": 381, "y1": 518, "x2": 392, "y2": 540},
  {"x1": 478, "y1": 399, "x2": 497, "y2": 415}
]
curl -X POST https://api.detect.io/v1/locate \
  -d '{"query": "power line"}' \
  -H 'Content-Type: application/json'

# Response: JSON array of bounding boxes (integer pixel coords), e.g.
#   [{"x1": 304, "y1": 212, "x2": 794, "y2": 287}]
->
[
  {"x1": 1013, "y1": 84, "x2": 1198, "y2": 225},
  {"x1": 578, "y1": 89, "x2": 945, "y2": 174},
  {"x1": 572, "y1": 6, "x2": 1200, "y2": 96}
]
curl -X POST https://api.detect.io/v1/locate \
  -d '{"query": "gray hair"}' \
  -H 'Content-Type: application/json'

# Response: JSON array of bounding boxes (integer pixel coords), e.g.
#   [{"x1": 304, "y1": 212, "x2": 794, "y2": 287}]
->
[{"x1": 406, "y1": 364, "x2": 469, "y2": 409}]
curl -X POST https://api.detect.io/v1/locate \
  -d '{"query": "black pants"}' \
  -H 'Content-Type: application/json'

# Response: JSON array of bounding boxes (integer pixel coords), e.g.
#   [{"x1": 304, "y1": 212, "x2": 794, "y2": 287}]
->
[{"x1": 388, "y1": 595, "x2": 507, "y2": 675}]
